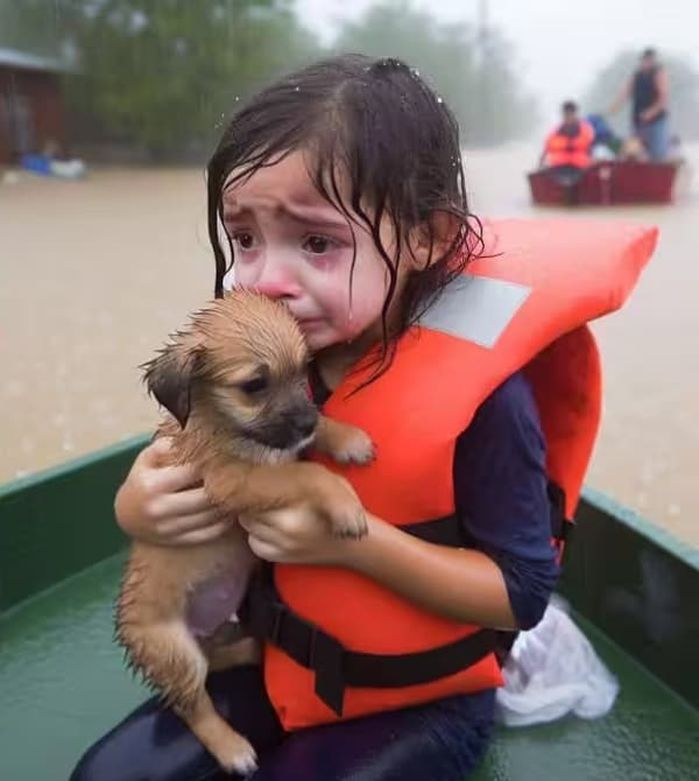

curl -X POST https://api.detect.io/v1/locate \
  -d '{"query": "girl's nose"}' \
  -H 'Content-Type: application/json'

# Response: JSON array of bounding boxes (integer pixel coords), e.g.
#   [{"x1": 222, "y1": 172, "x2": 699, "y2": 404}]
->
[{"x1": 253, "y1": 258, "x2": 302, "y2": 301}]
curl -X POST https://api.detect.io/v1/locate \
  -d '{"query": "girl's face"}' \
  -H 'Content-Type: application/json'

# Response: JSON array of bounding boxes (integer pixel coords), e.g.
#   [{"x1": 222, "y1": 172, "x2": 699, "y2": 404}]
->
[{"x1": 222, "y1": 151, "x2": 405, "y2": 353}]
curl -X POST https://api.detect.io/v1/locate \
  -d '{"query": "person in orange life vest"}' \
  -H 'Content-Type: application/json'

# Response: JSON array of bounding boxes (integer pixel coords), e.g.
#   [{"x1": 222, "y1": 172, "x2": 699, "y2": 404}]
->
[
  {"x1": 540, "y1": 100, "x2": 594, "y2": 184},
  {"x1": 71, "y1": 56, "x2": 653, "y2": 781}
]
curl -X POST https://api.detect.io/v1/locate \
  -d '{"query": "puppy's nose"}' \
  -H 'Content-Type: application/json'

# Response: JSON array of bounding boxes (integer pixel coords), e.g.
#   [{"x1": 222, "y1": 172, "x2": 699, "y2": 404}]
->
[{"x1": 293, "y1": 407, "x2": 318, "y2": 438}]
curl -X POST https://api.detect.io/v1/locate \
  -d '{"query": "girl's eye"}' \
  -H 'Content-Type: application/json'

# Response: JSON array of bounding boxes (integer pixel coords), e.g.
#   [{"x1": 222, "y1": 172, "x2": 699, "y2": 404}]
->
[
  {"x1": 232, "y1": 231, "x2": 256, "y2": 250},
  {"x1": 303, "y1": 235, "x2": 335, "y2": 255}
]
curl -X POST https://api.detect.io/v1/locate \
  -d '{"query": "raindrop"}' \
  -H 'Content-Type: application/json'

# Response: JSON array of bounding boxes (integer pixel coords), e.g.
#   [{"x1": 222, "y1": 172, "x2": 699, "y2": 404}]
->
[
  {"x1": 234, "y1": 96, "x2": 240, "y2": 102},
  {"x1": 436, "y1": 97, "x2": 444, "y2": 104},
  {"x1": 294, "y1": 86, "x2": 300, "y2": 92}
]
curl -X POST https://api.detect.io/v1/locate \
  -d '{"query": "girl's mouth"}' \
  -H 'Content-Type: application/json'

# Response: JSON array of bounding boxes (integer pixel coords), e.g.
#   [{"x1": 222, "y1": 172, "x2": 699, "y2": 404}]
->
[{"x1": 297, "y1": 318, "x2": 324, "y2": 330}]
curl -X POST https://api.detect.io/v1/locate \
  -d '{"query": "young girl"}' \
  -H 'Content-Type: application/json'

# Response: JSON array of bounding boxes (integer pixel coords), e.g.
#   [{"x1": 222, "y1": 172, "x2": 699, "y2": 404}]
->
[{"x1": 72, "y1": 54, "x2": 563, "y2": 780}]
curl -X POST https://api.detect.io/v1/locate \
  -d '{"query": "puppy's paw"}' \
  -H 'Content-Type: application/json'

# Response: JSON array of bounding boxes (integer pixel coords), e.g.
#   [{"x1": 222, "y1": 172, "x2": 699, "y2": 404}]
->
[
  {"x1": 317, "y1": 474, "x2": 369, "y2": 539},
  {"x1": 330, "y1": 504, "x2": 369, "y2": 540},
  {"x1": 217, "y1": 735, "x2": 258, "y2": 777},
  {"x1": 331, "y1": 426, "x2": 376, "y2": 466}
]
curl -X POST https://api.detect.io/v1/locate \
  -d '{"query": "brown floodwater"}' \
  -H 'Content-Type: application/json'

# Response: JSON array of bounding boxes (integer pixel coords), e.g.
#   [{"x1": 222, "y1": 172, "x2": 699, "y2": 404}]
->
[{"x1": 1, "y1": 143, "x2": 697, "y2": 544}]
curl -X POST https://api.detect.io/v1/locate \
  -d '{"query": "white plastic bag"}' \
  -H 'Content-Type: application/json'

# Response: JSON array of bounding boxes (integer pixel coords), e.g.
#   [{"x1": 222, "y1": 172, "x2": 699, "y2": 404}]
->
[{"x1": 495, "y1": 597, "x2": 619, "y2": 727}]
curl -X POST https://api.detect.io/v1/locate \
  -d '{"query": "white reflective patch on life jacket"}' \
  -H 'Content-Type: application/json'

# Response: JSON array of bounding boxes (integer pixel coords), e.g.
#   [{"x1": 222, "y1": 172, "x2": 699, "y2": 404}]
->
[{"x1": 419, "y1": 275, "x2": 531, "y2": 348}]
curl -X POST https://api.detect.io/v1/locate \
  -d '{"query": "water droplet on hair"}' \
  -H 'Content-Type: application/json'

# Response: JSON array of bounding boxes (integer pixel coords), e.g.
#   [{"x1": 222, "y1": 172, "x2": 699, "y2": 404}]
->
[
  {"x1": 411, "y1": 68, "x2": 420, "y2": 77},
  {"x1": 294, "y1": 86, "x2": 300, "y2": 92},
  {"x1": 436, "y1": 97, "x2": 444, "y2": 104}
]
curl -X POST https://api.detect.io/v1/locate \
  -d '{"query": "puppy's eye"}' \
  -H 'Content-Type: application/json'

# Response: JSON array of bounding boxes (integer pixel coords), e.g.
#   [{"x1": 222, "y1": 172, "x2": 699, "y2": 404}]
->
[{"x1": 239, "y1": 377, "x2": 268, "y2": 395}]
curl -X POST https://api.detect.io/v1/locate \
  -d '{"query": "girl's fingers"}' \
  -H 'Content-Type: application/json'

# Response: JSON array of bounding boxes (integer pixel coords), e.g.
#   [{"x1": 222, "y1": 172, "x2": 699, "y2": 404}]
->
[
  {"x1": 237, "y1": 512, "x2": 259, "y2": 532},
  {"x1": 140, "y1": 439, "x2": 202, "y2": 492},
  {"x1": 156, "y1": 463, "x2": 203, "y2": 493},
  {"x1": 141, "y1": 436, "x2": 175, "y2": 466},
  {"x1": 155, "y1": 486, "x2": 214, "y2": 518},
  {"x1": 239, "y1": 518, "x2": 278, "y2": 544},
  {"x1": 157, "y1": 509, "x2": 229, "y2": 539},
  {"x1": 239, "y1": 509, "x2": 294, "y2": 532},
  {"x1": 170, "y1": 521, "x2": 233, "y2": 547},
  {"x1": 247, "y1": 535, "x2": 282, "y2": 562}
]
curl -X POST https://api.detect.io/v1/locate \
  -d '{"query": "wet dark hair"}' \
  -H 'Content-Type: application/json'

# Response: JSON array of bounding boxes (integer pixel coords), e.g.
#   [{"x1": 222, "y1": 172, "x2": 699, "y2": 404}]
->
[{"x1": 207, "y1": 53, "x2": 484, "y2": 375}]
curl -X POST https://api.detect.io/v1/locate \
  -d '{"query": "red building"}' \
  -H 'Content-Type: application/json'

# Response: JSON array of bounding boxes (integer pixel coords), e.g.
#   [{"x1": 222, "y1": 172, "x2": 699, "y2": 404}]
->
[{"x1": 0, "y1": 47, "x2": 67, "y2": 165}]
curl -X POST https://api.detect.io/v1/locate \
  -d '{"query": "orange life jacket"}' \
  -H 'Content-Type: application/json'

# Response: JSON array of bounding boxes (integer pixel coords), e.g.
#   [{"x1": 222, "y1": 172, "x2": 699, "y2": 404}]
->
[
  {"x1": 252, "y1": 219, "x2": 657, "y2": 731},
  {"x1": 545, "y1": 120, "x2": 595, "y2": 168}
]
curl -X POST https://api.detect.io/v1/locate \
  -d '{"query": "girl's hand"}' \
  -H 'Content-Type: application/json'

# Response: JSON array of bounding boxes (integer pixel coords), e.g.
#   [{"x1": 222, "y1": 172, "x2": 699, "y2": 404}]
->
[
  {"x1": 114, "y1": 437, "x2": 233, "y2": 546},
  {"x1": 239, "y1": 505, "x2": 368, "y2": 567}
]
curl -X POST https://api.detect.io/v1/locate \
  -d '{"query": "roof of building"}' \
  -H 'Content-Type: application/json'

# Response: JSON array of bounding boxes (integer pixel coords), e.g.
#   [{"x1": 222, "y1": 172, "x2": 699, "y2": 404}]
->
[{"x1": 0, "y1": 46, "x2": 67, "y2": 73}]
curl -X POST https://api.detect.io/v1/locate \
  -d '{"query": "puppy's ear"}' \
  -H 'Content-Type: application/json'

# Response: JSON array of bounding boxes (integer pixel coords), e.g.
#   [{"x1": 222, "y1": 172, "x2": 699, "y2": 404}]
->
[{"x1": 142, "y1": 345, "x2": 202, "y2": 428}]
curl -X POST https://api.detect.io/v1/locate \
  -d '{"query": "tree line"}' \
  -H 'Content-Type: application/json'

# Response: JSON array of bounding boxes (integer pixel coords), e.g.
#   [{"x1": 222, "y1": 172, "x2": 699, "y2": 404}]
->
[
  {"x1": 4, "y1": 1, "x2": 695, "y2": 160},
  {"x1": 0, "y1": 0, "x2": 538, "y2": 159}
]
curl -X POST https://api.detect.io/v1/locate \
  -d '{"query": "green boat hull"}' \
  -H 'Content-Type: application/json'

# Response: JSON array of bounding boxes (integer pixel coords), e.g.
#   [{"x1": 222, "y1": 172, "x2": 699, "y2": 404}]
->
[{"x1": 1, "y1": 438, "x2": 697, "y2": 780}]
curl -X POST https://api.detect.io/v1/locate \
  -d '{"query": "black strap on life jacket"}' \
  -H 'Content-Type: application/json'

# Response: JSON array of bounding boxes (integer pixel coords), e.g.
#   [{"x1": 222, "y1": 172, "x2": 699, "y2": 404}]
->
[
  {"x1": 547, "y1": 480, "x2": 575, "y2": 545},
  {"x1": 240, "y1": 515, "x2": 498, "y2": 717},
  {"x1": 241, "y1": 484, "x2": 571, "y2": 717},
  {"x1": 242, "y1": 563, "x2": 497, "y2": 717}
]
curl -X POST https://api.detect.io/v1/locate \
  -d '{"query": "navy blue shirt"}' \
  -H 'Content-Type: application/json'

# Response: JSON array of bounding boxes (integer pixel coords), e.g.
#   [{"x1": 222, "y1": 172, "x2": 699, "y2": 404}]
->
[
  {"x1": 454, "y1": 371, "x2": 559, "y2": 629},
  {"x1": 311, "y1": 367, "x2": 558, "y2": 631}
]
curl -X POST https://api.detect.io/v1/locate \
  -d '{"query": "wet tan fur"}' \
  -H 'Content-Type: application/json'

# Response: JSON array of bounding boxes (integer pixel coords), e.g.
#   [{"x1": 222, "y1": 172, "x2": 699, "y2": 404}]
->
[{"x1": 116, "y1": 291, "x2": 374, "y2": 773}]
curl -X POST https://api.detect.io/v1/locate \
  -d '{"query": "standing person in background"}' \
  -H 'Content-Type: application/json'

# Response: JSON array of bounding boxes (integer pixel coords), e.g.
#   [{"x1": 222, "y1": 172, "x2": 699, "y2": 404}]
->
[{"x1": 608, "y1": 48, "x2": 670, "y2": 161}]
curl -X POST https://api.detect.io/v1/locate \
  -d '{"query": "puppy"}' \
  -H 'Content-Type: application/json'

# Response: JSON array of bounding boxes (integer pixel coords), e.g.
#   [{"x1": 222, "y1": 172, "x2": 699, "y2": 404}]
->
[{"x1": 116, "y1": 290, "x2": 373, "y2": 774}]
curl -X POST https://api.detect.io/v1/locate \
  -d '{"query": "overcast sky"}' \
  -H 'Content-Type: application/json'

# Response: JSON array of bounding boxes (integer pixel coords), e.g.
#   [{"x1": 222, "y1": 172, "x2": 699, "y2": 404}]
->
[{"x1": 295, "y1": 0, "x2": 699, "y2": 118}]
